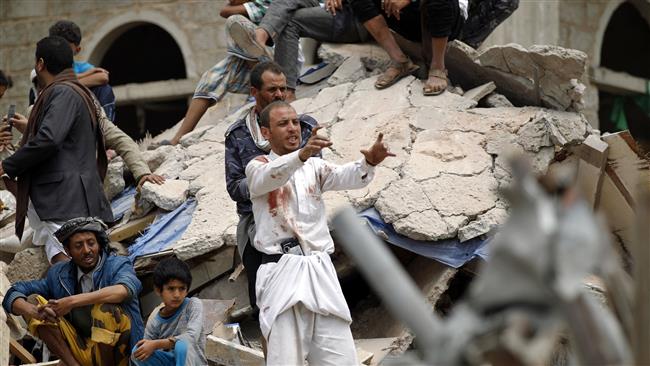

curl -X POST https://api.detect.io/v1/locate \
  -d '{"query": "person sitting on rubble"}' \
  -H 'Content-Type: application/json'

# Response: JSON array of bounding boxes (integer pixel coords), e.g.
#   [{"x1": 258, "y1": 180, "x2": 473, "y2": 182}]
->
[
  {"x1": 251, "y1": 0, "x2": 370, "y2": 102},
  {"x1": 350, "y1": 0, "x2": 467, "y2": 95},
  {"x1": 49, "y1": 20, "x2": 117, "y2": 122},
  {"x1": 1, "y1": 217, "x2": 144, "y2": 366},
  {"x1": 168, "y1": 13, "x2": 272, "y2": 145},
  {"x1": 225, "y1": 61, "x2": 317, "y2": 319},
  {"x1": 132, "y1": 256, "x2": 206, "y2": 366},
  {"x1": 246, "y1": 100, "x2": 395, "y2": 365}
]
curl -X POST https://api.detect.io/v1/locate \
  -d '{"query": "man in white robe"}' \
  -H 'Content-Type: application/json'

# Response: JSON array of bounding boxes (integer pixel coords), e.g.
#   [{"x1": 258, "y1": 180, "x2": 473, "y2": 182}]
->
[{"x1": 245, "y1": 100, "x2": 394, "y2": 365}]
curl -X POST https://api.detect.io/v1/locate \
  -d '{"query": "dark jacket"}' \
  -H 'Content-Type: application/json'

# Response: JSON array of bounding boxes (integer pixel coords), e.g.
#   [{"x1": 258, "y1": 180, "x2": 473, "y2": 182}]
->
[
  {"x1": 2, "y1": 251, "x2": 144, "y2": 351},
  {"x1": 224, "y1": 108, "x2": 317, "y2": 215},
  {"x1": 3, "y1": 84, "x2": 113, "y2": 223}
]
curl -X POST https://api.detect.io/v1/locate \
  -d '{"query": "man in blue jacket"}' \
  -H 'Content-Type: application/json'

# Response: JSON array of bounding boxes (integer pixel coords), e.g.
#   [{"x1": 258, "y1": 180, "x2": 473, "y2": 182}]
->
[{"x1": 2, "y1": 217, "x2": 144, "y2": 366}]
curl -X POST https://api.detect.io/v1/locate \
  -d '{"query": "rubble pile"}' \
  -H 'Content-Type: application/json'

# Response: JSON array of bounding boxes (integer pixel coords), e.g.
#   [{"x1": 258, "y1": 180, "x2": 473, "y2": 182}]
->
[{"x1": 2, "y1": 40, "x2": 647, "y2": 365}]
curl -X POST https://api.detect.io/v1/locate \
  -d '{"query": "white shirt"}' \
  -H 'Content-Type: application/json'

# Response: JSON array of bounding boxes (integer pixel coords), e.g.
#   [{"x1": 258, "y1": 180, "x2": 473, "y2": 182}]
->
[
  {"x1": 459, "y1": 0, "x2": 469, "y2": 20},
  {"x1": 246, "y1": 149, "x2": 375, "y2": 255}
]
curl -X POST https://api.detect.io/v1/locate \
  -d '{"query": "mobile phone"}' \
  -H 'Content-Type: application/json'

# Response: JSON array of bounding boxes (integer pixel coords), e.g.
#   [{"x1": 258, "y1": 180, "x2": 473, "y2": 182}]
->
[{"x1": 6, "y1": 104, "x2": 15, "y2": 132}]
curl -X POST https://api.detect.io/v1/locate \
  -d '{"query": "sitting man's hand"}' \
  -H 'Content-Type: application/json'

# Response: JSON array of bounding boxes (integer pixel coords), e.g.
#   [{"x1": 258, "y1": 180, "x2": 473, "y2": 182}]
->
[
  {"x1": 383, "y1": 0, "x2": 410, "y2": 19},
  {"x1": 0, "y1": 124, "x2": 13, "y2": 149},
  {"x1": 134, "y1": 339, "x2": 157, "y2": 361},
  {"x1": 46, "y1": 297, "x2": 75, "y2": 317},
  {"x1": 37, "y1": 304, "x2": 59, "y2": 323},
  {"x1": 360, "y1": 133, "x2": 396, "y2": 166},
  {"x1": 299, "y1": 126, "x2": 332, "y2": 162},
  {"x1": 138, "y1": 174, "x2": 166, "y2": 189}
]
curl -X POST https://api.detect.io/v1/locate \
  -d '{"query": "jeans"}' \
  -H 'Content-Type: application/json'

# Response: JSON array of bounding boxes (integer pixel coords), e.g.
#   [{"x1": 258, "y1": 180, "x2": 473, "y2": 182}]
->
[
  {"x1": 259, "y1": 0, "x2": 369, "y2": 88},
  {"x1": 131, "y1": 339, "x2": 187, "y2": 366}
]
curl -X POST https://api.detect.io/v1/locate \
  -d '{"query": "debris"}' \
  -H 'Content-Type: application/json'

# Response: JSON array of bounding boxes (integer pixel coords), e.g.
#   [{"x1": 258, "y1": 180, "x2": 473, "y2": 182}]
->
[
  {"x1": 10, "y1": 339, "x2": 37, "y2": 364},
  {"x1": 140, "y1": 180, "x2": 190, "y2": 211},
  {"x1": 327, "y1": 56, "x2": 367, "y2": 86},
  {"x1": 108, "y1": 212, "x2": 157, "y2": 242},
  {"x1": 318, "y1": 43, "x2": 391, "y2": 72},
  {"x1": 482, "y1": 92, "x2": 514, "y2": 108},
  {"x1": 228, "y1": 263, "x2": 244, "y2": 282},
  {"x1": 205, "y1": 335, "x2": 265, "y2": 366},
  {"x1": 463, "y1": 81, "x2": 496, "y2": 103},
  {"x1": 446, "y1": 41, "x2": 587, "y2": 112},
  {"x1": 354, "y1": 338, "x2": 398, "y2": 366},
  {"x1": 7, "y1": 247, "x2": 48, "y2": 283},
  {"x1": 104, "y1": 158, "x2": 125, "y2": 201}
]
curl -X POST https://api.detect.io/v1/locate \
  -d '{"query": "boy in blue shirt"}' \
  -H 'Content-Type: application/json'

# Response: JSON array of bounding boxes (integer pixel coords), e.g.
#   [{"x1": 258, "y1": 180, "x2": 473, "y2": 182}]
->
[
  {"x1": 132, "y1": 257, "x2": 206, "y2": 366},
  {"x1": 49, "y1": 20, "x2": 116, "y2": 122}
]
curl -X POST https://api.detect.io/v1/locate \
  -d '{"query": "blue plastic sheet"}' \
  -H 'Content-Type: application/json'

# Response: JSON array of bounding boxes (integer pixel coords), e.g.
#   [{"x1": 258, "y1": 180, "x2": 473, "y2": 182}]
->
[
  {"x1": 127, "y1": 198, "x2": 198, "y2": 261},
  {"x1": 359, "y1": 208, "x2": 489, "y2": 268},
  {"x1": 111, "y1": 186, "x2": 137, "y2": 221}
]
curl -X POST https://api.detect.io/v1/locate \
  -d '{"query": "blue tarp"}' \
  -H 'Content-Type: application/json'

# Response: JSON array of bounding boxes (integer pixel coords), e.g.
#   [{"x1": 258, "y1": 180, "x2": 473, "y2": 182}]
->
[
  {"x1": 359, "y1": 208, "x2": 489, "y2": 268},
  {"x1": 111, "y1": 186, "x2": 137, "y2": 221},
  {"x1": 127, "y1": 198, "x2": 198, "y2": 261}
]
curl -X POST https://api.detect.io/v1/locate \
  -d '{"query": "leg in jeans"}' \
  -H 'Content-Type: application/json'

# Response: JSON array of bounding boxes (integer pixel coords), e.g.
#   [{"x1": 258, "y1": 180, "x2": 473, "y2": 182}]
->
[
  {"x1": 255, "y1": 0, "x2": 321, "y2": 45},
  {"x1": 274, "y1": 6, "x2": 367, "y2": 89}
]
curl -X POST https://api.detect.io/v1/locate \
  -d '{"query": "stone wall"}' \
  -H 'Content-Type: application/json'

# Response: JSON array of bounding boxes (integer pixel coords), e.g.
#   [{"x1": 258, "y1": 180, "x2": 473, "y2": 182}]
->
[{"x1": 0, "y1": 0, "x2": 228, "y2": 116}]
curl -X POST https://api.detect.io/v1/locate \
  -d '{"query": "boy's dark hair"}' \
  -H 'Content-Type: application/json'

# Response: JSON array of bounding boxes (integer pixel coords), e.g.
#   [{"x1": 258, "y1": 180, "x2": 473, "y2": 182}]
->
[
  {"x1": 153, "y1": 257, "x2": 192, "y2": 289},
  {"x1": 250, "y1": 61, "x2": 284, "y2": 90},
  {"x1": 49, "y1": 20, "x2": 82, "y2": 45},
  {"x1": 0, "y1": 70, "x2": 12, "y2": 88},
  {"x1": 259, "y1": 100, "x2": 293, "y2": 128},
  {"x1": 36, "y1": 36, "x2": 73, "y2": 75}
]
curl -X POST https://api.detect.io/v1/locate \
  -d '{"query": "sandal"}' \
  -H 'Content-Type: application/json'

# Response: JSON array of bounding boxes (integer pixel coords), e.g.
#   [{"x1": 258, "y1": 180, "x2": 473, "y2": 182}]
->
[
  {"x1": 375, "y1": 59, "x2": 419, "y2": 90},
  {"x1": 423, "y1": 68, "x2": 448, "y2": 96}
]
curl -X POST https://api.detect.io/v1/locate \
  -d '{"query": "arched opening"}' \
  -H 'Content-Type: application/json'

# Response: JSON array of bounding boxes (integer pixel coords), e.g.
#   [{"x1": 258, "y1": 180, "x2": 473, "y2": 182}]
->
[
  {"x1": 99, "y1": 23, "x2": 188, "y2": 139},
  {"x1": 598, "y1": 2, "x2": 650, "y2": 141}
]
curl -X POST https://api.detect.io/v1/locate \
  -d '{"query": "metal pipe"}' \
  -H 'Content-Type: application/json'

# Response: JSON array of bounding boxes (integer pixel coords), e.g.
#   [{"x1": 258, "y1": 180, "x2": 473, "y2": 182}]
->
[{"x1": 332, "y1": 206, "x2": 441, "y2": 363}]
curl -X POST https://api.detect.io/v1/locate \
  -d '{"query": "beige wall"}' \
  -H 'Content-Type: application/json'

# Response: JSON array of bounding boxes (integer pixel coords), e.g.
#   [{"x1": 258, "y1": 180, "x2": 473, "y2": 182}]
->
[{"x1": 0, "y1": 0, "x2": 228, "y2": 116}]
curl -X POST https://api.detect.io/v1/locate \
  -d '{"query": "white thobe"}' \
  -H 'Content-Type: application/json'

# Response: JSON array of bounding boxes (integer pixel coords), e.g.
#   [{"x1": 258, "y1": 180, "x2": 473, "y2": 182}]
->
[{"x1": 246, "y1": 149, "x2": 374, "y2": 339}]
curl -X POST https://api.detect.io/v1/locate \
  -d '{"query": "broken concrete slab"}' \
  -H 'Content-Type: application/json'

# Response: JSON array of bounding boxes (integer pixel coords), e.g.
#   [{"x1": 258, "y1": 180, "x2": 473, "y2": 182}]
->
[
  {"x1": 421, "y1": 171, "x2": 499, "y2": 217},
  {"x1": 393, "y1": 209, "x2": 458, "y2": 241},
  {"x1": 458, "y1": 205, "x2": 509, "y2": 242},
  {"x1": 482, "y1": 92, "x2": 514, "y2": 108},
  {"x1": 206, "y1": 335, "x2": 264, "y2": 366},
  {"x1": 142, "y1": 145, "x2": 177, "y2": 172},
  {"x1": 375, "y1": 178, "x2": 433, "y2": 223},
  {"x1": 7, "y1": 247, "x2": 48, "y2": 283},
  {"x1": 463, "y1": 81, "x2": 496, "y2": 103},
  {"x1": 318, "y1": 42, "x2": 391, "y2": 71},
  {"x1": 446, "y1": 41, "x2": 587, "y2": 112},
  {"x1": 408, "y1": 79, "x2": 478, "y2": 110},
  {"x1": 140, "y1": 180, "x2": 189, "y2": 211},
  {"x1": 328, "y1": 56, "x2": 367, "y2": 86},
  {"x1": 104, "y1": 158, "x2": 125, "y2": 201},
  {"x1": 338, "y1": 76, "x2": 412, "y2": 121}
]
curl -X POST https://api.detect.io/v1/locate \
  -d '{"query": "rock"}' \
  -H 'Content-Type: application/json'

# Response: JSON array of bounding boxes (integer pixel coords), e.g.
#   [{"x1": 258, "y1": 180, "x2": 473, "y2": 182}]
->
[
  {"x1": 186, "y1": 140, "x2": 225, "y2": 159},
  {"x1": 179, "y1": 125, "x2": 214, "y2": 147},
  {"x1": 141, "y1": 145, "x2": 176, "y2": 171},
  {"x1": 7, "y1": 247, "x2": 49, "y2": 283},
  {"x1": 328, "y1": 56, "x2": 367, "y2": 86},
  {"x1": 446, "y1": 41, "x2": 587, "y2": 112},
  {"x1": 516, "y1": 116, "x2": 553, "y2": 152},
  {"x1": 140, "y1": 180, "x2": 190, "y2": 211},
  {"x1": 375, "y1": 178, "x2": 433, "y2": 223},
  {"x1": 338, "y1": 76, "x2": 412, "y2": 121},
  {"x1": 104, "y1": 159, "x2": 125, "y2": 201},
  {"x1": 347, "y1": 166, "x2": 400, "y2": 210},
  {"x1": 482, "y1": 92, "x2": 514, "y2": 108},
  {"x1": 421, "y1": 171, "x2": 498, "y2": 217},
  {"x1": 318, "y1": 43, "x2": 391, "y2": 71},
  {"x1": 409, "y1": 79, "x2": 478, "y2": 110},
  {"x1": 181, "y1": 154, "x2": 223, "y2": 182},
  {"x1": 463, "y1": 81, "x2": 496, "y2": 103},
  {"x1": 458, "y1": 205, "x2": 509, "y2": 242},
  {"x1": 402, "y1": 130, "x2": 491, "y2": 181},
  {"x1": 393, "y1": 209, "x2": 455, "y2": 241}
]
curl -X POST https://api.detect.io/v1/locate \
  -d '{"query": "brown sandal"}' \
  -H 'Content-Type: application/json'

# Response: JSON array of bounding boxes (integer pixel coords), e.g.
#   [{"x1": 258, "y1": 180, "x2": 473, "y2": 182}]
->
[
  {"x1": 375, "y1": 59, "x2": 419, "y2": 90},
  {"x1": 423, "y1": 68, "x2": 448, "y2": 96}
]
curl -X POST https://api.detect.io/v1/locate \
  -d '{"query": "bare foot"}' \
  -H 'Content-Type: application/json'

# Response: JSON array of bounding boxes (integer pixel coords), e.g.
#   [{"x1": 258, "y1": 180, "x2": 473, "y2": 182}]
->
[
  {"x1": 255, "y1": 28, "x2": 269, "y2": 47},
  {"x1": 423, "y1": 68, "x2": 447, "y2": 96}
]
